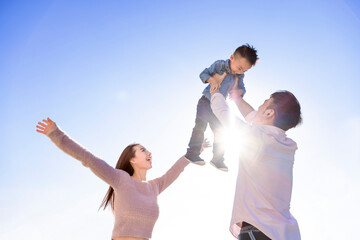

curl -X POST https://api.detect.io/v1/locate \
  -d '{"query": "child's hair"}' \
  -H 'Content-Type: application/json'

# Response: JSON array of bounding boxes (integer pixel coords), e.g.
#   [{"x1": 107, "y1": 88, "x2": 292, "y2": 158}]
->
[{"x1": 234, "y1": 44, "x2": 259, "y2": 65}]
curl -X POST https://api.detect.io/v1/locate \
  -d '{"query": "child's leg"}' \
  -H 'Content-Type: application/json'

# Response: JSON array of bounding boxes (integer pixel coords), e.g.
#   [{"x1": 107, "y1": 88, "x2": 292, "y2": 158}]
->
[
  {"x1": 185, "y1": 96, "x2": 211, "y2": 163},
  {"x1": 211, "y1": 128, "x2": 225, "y2": 160},
  {"x1": 209, "y1": 117, "x2": 225, "y2": 161},
  {"x1": 209, "y1": 111, "x2": 228, "y2": 171}
]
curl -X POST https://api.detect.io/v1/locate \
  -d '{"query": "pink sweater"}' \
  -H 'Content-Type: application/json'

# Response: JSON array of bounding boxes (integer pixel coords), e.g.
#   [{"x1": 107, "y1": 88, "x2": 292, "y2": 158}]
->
[{"x1": 47, "y1": 126, "x2": 189, "y2": 239}]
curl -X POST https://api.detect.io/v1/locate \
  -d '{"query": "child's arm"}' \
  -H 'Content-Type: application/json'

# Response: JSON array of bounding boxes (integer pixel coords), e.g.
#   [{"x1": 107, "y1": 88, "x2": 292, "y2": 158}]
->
[
  {"x1": 199, "y1": 60, "x2": 227, "y2": 91},
  {"x1": 209, "y1": 72, "x2": 227, "y2": 93},
  {"x1": 199, "y1": 60, "x2": 226, "y2": 83}
]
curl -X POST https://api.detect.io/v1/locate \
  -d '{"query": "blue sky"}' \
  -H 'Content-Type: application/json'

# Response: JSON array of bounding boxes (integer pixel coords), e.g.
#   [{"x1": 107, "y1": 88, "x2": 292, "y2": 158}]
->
[{"x1": 1, "y1": 0, "x2": 359, "y2": 239}]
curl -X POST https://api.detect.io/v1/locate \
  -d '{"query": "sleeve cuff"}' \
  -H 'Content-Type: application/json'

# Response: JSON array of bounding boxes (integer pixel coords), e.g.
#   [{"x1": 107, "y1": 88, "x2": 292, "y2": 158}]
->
[
  {"x1": 211, "y1": 92, "x2": 223, "y2": 101},
  {"x1": 46, "y1": 124, "x2": 61, "y2": 137}
]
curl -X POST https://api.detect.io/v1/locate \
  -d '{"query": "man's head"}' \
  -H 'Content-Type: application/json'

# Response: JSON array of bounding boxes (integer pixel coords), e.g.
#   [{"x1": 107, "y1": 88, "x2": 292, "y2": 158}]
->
[
  {"x1": 253, "y1": 91, "x2": 302, "y2": 131},
  {"x1": 229, "y1": 44, "x2": 258, "y2": 75}
]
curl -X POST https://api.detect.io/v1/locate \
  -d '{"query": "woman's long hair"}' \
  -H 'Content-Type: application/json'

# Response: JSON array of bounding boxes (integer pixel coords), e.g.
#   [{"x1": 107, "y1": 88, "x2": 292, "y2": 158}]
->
[{"x1": 99, "y1": 143, "x2": 138, "y2": 211}]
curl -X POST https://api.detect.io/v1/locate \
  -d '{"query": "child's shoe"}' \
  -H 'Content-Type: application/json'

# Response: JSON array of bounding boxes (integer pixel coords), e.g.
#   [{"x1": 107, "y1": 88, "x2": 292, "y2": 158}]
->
[
  {"x1": 184, "y1": 153, "x2": 206, "y2": 166},
  {"x1": 210, "y1": 157, "x2": 228, "y2": 172}
]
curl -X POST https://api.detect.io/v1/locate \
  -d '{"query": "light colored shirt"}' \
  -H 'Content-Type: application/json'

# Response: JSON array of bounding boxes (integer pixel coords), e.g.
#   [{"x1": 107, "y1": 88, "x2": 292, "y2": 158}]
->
[
  {"x1": 46, "y1": 126, "x2": 189, "y2": 239},
  {"x1": 210, "y1": 93, "x2": 301, "y2": 240}
]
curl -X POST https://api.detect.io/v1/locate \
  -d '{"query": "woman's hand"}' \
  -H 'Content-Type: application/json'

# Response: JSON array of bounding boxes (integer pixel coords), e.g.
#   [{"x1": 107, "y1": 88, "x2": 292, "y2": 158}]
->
[
  {"x1": 36, "y1": 117, "x2": 57, "y2": 135},
  {"x1": 200, "y1": 138, "x2": 211, "y2": 153}
]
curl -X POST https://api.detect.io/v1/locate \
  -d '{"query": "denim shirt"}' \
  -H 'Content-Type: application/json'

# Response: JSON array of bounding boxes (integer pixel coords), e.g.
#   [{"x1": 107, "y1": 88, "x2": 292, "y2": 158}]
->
[{"x1": 200, "y1": 59, "x2": 246, "y2": 100}]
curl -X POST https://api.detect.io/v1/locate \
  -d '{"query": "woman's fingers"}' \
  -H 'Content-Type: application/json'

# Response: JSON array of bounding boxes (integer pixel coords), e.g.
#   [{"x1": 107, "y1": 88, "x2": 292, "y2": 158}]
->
[
  {"x1": 202, "y1": 138, "x2": 211, "y2": 148},
  {"x1": 36, "y1": 125, "x2": 45, "y2": 133},
  {"x1": 36, "y1": 129, "x2": 43, "y2": 133},
  {"x1": 36, "y1": 117, "x2": 55, "y2": 134},
  {"x1": 36, "y1": 124, "x2": 45, "y2": 133},
  {"x1": 38, "y1": 122, "x2": 47, "y2": 127},
  {"x1": 47, "y1": 117, "x2": 53, "y2": 123},
  {"x1": 36, "y1": 125, "x2": 45, "y2": 130},
  {"x1": 44, "y1": 117, "x2": 55, "y2": 126}
]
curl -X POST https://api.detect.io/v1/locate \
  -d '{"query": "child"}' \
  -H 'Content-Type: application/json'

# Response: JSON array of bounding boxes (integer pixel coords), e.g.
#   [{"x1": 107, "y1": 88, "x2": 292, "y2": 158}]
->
[{"x1": 185, "y1": 44, "x2": 258, "y2": 171}]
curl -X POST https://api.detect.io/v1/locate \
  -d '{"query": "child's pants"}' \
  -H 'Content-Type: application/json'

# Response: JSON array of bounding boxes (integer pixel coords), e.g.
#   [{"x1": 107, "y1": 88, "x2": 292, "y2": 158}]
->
[{"x1": 186, "y1": 95, "x2": 225, "y2": 160}]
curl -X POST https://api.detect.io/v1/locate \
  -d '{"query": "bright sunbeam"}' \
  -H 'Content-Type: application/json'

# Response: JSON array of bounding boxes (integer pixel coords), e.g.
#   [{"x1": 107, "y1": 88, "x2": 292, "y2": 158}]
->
[
  {"x1": 221, "y1": 99, "x2": 250, "y2": 165},
  {"x1": 199, "y1": 99, "x2": 248, "y2": 165}
]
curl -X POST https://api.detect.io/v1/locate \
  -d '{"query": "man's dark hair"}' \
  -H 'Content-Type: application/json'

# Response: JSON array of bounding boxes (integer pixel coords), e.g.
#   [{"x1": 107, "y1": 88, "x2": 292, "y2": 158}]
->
[
  {"x1": 267, "y1": 91, "x2": 302, "y2": 131},
  {"x1": 234, "y1": 44, "x2": 259, "y2": 65}
]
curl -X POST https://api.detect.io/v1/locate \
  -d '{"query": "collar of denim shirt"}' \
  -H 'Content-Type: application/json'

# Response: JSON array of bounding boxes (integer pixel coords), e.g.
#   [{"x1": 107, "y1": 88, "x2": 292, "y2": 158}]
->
[
  {"x1": 225, "y1": 59, "x2": 245, "y2": 78},
  {"x1": 225, "y1": 59, "x2": 231, "y2": 73}
]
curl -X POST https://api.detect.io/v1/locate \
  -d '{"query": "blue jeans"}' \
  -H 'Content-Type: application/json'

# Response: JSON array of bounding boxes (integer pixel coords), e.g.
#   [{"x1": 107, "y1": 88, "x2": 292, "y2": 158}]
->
[{"x1": 186, "y1": 95, "x2": 224, "y2": 159}]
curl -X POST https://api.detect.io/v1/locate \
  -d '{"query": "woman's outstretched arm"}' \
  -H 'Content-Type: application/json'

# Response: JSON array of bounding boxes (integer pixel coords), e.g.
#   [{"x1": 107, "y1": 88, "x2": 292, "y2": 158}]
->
[
  {"x1": 36, "y1": 118, "x2": 126, "y2": 187},
  {"x1": 151, "y1": 139, "x2": 211, "y2": 194}
]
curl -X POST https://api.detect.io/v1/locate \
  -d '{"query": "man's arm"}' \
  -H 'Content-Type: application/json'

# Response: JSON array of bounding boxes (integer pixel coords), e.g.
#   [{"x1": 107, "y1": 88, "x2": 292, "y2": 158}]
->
[
  {"x1": 236, "y1": 74, "x2": 246, "y2": 96},
  {"x1": 210, "y1": 91, "x2": 248, "y2": 129},
  {"x1": 211, "y1": 72, "x2": 254, "y2": 118},
  {"x1": 229, "y1": 89, "x2": 255, "y2": 118}
]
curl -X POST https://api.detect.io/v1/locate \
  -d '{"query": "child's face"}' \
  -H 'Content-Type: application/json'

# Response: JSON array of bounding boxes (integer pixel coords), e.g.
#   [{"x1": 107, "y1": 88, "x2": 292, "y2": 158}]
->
[{"x1": 229, "y1": 55, "x2": 252, "y2": 74}]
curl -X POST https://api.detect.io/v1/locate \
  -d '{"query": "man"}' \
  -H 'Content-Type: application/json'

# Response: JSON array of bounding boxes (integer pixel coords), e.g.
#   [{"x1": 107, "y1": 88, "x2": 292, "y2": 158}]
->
[{"x1": 210, "y1": 73, "x2": 302, "y2": 240}]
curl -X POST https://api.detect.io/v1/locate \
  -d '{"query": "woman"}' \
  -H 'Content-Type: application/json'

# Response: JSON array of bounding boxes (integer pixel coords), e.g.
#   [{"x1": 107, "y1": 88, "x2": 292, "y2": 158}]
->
[{"x1": 36, "y1": 117, "x2": 208, "y2": 240}]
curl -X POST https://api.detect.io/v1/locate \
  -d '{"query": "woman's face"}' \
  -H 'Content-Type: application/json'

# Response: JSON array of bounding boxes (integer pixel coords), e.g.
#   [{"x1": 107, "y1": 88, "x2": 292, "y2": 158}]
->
[{"x1": 131, "y1": 145, "x2": 152, "y2": 170}]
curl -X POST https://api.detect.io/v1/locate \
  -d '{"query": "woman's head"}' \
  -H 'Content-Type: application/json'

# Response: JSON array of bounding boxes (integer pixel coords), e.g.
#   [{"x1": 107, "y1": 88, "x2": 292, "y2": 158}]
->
[
  {"x1": 114, "y1": 143, "x2": 138, "y2": 176},
  {"x1": 130, "y1": 144, "x2": 152, "y2": 171},
  {"x1": 100, "y1": 143, "x2": 152, "y2": 211}
]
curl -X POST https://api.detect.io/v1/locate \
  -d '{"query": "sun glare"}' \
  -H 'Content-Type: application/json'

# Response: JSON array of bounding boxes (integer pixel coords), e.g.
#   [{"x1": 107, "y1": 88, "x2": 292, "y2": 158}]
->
[{"x1": 220, "y1": 99, "x2": 249, "y2": 165}]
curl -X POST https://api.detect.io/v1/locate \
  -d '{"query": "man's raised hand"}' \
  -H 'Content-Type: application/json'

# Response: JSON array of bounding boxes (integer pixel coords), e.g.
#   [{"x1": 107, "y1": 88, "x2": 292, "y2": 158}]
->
[{"x1": 229, "y1": 88, "x2": 244, "y2": 100}]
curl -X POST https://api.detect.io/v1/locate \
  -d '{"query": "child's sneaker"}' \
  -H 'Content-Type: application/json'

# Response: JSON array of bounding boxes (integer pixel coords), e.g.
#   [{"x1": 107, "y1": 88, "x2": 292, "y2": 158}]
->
[
  {"x1": 184, "y1": 153, "x2": 206, "y2": 166},
  {"x1": 210, "y1": 157, "x2": 228, "y2": 172}
]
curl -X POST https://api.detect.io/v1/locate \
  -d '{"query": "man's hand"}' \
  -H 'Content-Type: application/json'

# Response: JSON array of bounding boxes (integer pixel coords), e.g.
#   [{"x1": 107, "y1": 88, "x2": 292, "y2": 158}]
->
[{"x1": 229, "y1": 88, "x2": 244, "y2": 100}]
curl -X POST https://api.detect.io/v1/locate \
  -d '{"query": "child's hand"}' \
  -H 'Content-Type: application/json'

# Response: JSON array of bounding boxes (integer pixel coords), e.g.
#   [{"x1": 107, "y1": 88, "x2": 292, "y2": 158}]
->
[
  {"x1": 229, "y1": 89, "x2": 244, "y2": 100},
  {"x1": 212, "y1": 72, "x2": 227, "y2": 84},
  {"x1": 210, "y1": 82, "x2": 221, "y2": 93},
  {"x1": 207, "y1": 77, "x2": 220, "y2": 93},
  {"x1": 209, "y1": 72, "x2": 227, "y2": 93}
]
